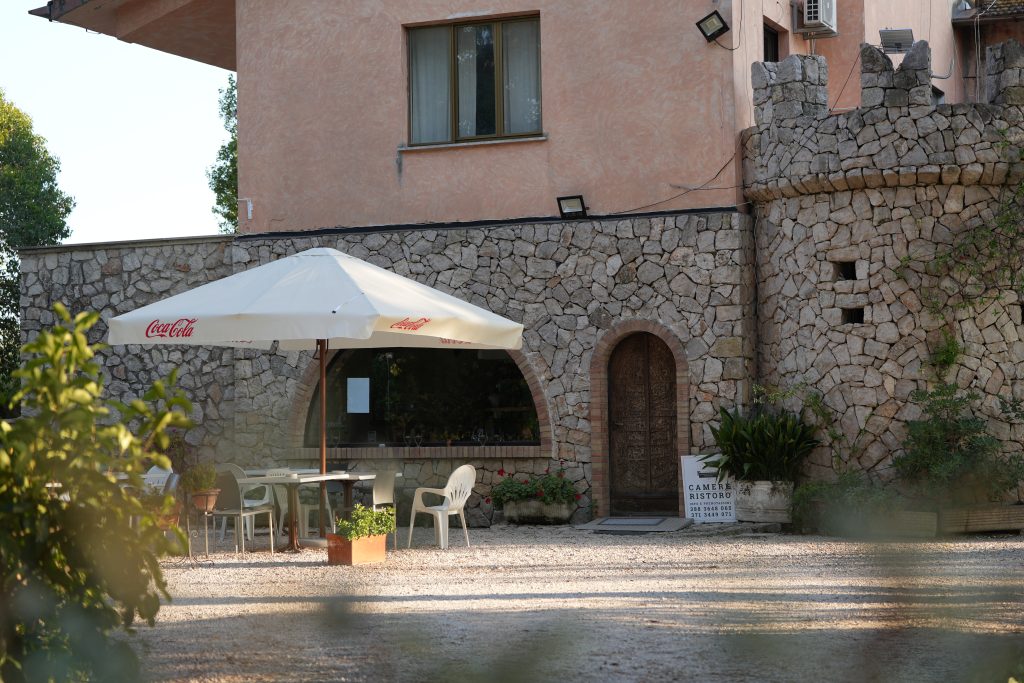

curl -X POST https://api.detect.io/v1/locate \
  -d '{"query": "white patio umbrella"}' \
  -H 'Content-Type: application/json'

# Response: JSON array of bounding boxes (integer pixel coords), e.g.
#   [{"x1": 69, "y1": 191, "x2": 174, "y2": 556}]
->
[{"x1": 108, "y1": 247, "x2": 524, "y2": 541}]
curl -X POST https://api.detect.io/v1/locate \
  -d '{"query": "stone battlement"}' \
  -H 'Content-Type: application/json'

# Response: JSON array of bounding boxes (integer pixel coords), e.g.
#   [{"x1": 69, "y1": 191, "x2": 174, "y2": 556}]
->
[{"x1": 743, "y1": 39, "x2": 1024, "y2": 202}]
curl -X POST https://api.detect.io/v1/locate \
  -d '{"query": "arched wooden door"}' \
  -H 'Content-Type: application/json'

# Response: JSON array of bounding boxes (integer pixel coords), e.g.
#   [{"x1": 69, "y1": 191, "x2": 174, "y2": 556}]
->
[{"x1": 608, "y1": 333, "x2": 678, "y2": 514}]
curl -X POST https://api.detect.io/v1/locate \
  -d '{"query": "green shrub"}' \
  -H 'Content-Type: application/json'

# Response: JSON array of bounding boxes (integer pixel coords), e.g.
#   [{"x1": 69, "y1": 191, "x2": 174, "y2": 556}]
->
[
  {"x1": 491, "y1": 467, "x2": 578, "y2": 507},
  {"x1": 0, "y1": 305, "x2": 192, "y2": 682},
  {"x1": 792, "y1": 472, "x2": 902, "y2": 535},
  {"x1": 704, "y1": 406, "x2": 819, "y2": 482},
  {"x1": 894, "y1": 383, "x2": 1024, "y2": 507},
  {"x1": 334, "y1": 504, "x2": 396, "y2": 540},
  {"x1": 180, "y1": 462, "x2": 217, "y2": 492}
]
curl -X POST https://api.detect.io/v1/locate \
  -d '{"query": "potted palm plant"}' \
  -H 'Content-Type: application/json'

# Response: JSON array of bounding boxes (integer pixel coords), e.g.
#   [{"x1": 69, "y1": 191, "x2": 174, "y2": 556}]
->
[
  {"x1": 327, "y1": 504, "x2": 395, "y2": 565},
  {"x1": 703, "y1": 406, "x2": 818, "y2": 523}
]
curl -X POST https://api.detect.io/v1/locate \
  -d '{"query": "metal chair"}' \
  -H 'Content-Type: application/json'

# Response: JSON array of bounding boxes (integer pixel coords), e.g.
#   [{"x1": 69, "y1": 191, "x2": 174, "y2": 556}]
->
[{"x1": 407, "y1": 465, "x2": 475, "y2": 550}]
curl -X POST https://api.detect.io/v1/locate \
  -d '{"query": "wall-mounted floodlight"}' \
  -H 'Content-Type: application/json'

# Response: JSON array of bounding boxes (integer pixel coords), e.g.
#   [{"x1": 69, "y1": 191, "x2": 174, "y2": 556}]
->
[
  {"x1": 696, "y1": 10, "x2": 730, "y2": 42},
  {"x1": 556, "y1": 195, "x2": 587, "y2": 219},
  {"x1": 879, "y1": 29, "x2": 915, "y2": 54}
]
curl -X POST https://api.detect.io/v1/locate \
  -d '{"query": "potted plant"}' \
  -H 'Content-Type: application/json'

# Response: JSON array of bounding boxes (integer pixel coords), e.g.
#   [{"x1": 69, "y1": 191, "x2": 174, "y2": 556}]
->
[
  {"x1": 139, "y1": 489, "x2": 184, "y2": 530},
  {"x1": 181, "y1": 462, "x2": 220, "y2": 512},
  {"x1": 491, "y1": 467, "x2": 580, "y2": 524},
  {"x1": 894, "y1": 385, "x2": 1024, "y2": 533},
  {"x1": 326, "y1": 504, "x2": 395, "y2": 565},
  {"x1": 703, "y1": 406, "x2": 818, "y2": 523}
]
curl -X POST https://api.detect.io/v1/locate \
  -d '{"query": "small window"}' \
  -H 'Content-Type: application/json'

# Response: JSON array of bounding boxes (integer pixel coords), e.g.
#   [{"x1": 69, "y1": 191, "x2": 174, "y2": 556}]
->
[
  {"x1": 409, "y1": 17, "x2": 542, "y2": 145},
  {"x1": 834, "y1": 261, "x2": 857, "y2": 281},
  {"x1": 842, "y1": 308, "x2": 865, "y2": 324},
  {"x1": 763, "y1": 24, "x2": 780, "y2": 62},
  {"x1": 931, "y1": 86, "x2": 945, "y2": 106}
]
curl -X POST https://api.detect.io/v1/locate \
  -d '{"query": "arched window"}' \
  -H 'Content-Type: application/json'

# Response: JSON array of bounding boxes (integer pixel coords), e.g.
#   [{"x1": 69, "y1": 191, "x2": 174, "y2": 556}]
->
[{"x1": 304, "y1": 348, "x2": 539, "y2": 447}]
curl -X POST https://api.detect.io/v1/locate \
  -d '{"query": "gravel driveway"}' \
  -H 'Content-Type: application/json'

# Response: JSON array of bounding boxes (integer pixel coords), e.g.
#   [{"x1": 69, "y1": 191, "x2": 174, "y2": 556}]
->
[{"x1": 132, "y1": 525, "x2": 1024, "y2": 682}]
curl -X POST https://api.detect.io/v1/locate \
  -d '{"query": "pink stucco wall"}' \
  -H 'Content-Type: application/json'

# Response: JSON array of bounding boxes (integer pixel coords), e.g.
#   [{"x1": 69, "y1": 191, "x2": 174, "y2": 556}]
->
[
  {"x1": 232, "y1": 0, "x2": 983, "y2": 232},
  {"x1": 236, "y1": 1, "x2": 749, "y2": 232}
]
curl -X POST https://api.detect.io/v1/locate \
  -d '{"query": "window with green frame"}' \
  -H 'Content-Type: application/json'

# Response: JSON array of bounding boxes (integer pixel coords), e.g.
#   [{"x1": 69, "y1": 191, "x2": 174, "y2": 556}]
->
[{"x1": 408, "y1": 16, "x2": 542, "y2": 145}]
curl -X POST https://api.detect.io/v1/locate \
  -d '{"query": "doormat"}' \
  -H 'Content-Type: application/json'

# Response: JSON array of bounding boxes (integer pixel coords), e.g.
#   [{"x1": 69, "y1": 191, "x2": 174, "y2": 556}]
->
[{"x1": 575, "y1": 517, "x2": 694, "y2": 534}]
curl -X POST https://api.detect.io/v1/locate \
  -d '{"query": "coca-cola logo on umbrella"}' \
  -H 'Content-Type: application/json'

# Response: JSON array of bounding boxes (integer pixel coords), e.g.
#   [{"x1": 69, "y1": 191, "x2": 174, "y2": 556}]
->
[
  {"x1": 389, "y1": 317, "x2": 431, "y2": 331},
  {"x1": 145, "y1": 318, "x2": 197, "y2": 339}
]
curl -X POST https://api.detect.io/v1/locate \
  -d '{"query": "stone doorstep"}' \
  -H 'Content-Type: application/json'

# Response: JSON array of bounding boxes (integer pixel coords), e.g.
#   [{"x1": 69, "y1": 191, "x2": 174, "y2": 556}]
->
[{"x1": 574, "y1": 518, "x2": 784, "y2": 535}]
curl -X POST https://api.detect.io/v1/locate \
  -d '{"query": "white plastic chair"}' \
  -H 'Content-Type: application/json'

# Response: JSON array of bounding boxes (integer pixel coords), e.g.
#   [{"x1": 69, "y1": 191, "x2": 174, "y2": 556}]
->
[
  {"x1": 407, "y1": 465, "x2": 475, "y2": 550},
  {"x1": 210, "y1": 469, "x2": 274, "y2": 554},
  {"x1": 216, "y1": 463, "x2": 272, "y2": 541},
  {"x1": 142, "y1": 465, "x2": 172, "y2": 492}
]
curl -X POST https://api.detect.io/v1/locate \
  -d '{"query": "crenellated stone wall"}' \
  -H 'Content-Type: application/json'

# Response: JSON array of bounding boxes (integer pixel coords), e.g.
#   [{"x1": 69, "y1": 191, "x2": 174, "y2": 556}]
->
[
  {"x1": 20, "y1": 211, "x2": 755, "y2": 523},
  {"x1": 743, "y1": 40, "x2": 1024, "y2": 479}
]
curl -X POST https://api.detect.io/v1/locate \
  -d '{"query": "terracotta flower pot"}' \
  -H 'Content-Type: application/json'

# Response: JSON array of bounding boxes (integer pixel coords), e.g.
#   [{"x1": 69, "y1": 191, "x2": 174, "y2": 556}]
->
[
  {"x1": 326, "y1": 533, "x2": 387, "y2": 565},
  {"x1": 190, "y1": 489, "x2": 220, "y2": 512}
]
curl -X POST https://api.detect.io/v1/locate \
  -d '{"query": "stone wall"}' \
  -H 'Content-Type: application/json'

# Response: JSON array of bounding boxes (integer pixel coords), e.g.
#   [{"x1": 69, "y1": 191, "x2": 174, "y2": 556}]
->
[
  {"x1": 743, "y1": 41, "x2": 1024, "y2": 478},
  {"x1": 20, "y1": 211, "x2": 755, "y2": 523}
]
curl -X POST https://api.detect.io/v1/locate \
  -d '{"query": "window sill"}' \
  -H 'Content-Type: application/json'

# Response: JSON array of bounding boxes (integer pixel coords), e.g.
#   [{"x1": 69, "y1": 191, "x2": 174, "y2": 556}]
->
[{"x1": 399, "y1": 134, "x2": 547, "y2": 153}]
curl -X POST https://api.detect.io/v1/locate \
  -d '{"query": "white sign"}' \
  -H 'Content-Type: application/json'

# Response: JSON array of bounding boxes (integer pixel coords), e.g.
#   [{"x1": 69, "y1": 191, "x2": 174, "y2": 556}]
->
[
  {"x1": 681, "y1": 455, "x2": 736, "y2": 523},
  {"x1": 347, "y1": 378, "x2": 370, "y2": 413}
]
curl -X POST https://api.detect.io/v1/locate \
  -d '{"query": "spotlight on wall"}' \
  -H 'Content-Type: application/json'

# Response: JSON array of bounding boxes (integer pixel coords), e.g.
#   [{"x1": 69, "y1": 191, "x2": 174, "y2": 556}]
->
[
  {"x1": 696, "y1": 10, "x2": 730, "y2": 42},
  {"x1": 556, "y1": 195, "x2": 588, "y2": 219},
  {"x1": 879, "y1": 28, "x2": 915, "y2": 54}
]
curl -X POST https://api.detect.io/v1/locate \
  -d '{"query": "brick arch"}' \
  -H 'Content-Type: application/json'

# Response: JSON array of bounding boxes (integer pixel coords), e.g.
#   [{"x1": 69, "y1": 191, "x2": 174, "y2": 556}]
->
[
  {"x1": 589, "y1": 320, "x2": 690, "y2": 518},
  {"x1": 286, "y1": 347, "x2": 553, "y2": 456}
]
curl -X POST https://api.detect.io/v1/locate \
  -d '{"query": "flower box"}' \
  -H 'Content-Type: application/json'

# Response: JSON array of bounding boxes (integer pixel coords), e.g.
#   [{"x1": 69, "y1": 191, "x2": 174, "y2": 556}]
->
[
  {"x1": 502, "y1": 499, "x2": 573, "y2": 525},
  {"x1": 326, "y1": 533, "x2": 387, "y2": 565},
  {"x1": 938, "y1": 504, "x2": 1024, "y2": 534},
  {"x1": 735, "y1": 481, "x2": 793, "y2": 523}
]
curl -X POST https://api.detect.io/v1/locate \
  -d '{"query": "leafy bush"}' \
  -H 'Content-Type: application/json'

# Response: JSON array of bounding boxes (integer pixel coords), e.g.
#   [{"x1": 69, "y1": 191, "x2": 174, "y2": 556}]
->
[
  {"x1": 334, "y1": 504, "x2": 396, "y2": 540},
  {"x1": 705, "y1": 406, "x2": 819, "y2": 482},
  {"x1": 0, "y1": 305, "x2": 191, "y2": 682},
  {"x1": 491, "y1": 467, "x2": 579, "y2": 506},
  {"x1": 180, "y1": 462, "x2": 217, "y2": 493},
  {"x1": 893, "y1": 383, "x2": 1024, "y2": 507},
  {"x1": 792, "y1": 472, "x2": 902, "y2": 535}
]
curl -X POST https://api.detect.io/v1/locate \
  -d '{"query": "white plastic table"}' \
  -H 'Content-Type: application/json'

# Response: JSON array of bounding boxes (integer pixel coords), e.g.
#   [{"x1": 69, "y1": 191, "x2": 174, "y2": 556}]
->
[{"x1": 239, "y1": 471, "x2": 376, "y2": 551}]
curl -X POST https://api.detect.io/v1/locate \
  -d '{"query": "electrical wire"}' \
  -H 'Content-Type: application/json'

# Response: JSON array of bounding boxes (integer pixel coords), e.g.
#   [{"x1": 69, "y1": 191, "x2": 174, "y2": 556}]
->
[
  {"x1": 829, "y1": 53, "x2": 861, "y2": 112},
  {"x1": 610, "y1": 155, "x2": 736, "y2": 215}
]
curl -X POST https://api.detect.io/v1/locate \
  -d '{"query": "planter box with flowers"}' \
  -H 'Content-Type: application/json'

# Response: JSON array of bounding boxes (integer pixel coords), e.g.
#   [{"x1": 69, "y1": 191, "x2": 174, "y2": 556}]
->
[
  {"x1": 327, "y1": 504, "x2": 396, "y2": 565},
  {"x1": 491, "y1": 467, "x2": 580, "y2": 524}
]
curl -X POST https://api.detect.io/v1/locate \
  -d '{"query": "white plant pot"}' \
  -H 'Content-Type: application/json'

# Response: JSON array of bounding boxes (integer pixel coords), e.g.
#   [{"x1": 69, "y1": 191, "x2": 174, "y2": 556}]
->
[{"x1": 735, "y1": 480, "x2": 794, "y2": 523}]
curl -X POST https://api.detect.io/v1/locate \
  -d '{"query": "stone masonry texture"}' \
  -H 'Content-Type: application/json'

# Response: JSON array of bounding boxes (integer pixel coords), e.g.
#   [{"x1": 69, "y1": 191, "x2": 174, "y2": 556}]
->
[
  {"x1": 744, "y1": 40, "x2": 1024, "y2": 479},
  {"x1": 20, "y1": 213, "x2": 756, "y2": 525}
]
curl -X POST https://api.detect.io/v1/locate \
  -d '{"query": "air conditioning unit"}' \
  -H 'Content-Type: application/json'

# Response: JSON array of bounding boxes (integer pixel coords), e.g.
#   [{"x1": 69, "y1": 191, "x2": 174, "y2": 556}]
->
[{"x1": 793, "y1": 0, "x2": 838, "y2": 37}]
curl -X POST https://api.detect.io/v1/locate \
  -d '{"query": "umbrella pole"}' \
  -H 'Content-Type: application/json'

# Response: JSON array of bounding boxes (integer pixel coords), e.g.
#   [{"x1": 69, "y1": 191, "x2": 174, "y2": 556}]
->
[{"x1": 319, "y1": 338, "x2": 328, "y2": 539}]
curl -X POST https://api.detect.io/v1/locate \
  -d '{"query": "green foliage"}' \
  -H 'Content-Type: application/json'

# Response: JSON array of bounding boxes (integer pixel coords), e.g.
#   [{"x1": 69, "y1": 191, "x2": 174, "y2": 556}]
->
[
  {"x1": 180, "y1": 462, "x2": 216, "y2": 493},
  {"x1": 894, "y1": 383, "x2": 1024, "y2": 507},
  {"x1": 752, "y1": 382, "x2": 869, "y2": 474},
  {"x1": 491, "y1": 468, "x2": 578, "y2": 507},
  {"x1": 0, "y1": 89, "x2": 75, "y2": 419},
  {"x1": 792, "y1": 472, "x2": 902, "y2": 535},
  {"x1": 334, "y1": 504, "x2": 396, "y2": 541},
  {"x1": 927, "y1": 329, "x2": 962, "y2": 380},
  {"x1": 705, "y1": 406, "x2": 818, "y2": 482},
  {"x1": 206, "y1": 75, "x2": 238, "y2": 234},
  {"x1": 900, "y1": 133, "x2": 1024, "y2": 321},
  {"x1": 0, "y1": 305, "x2": 192, "y2": 682}
]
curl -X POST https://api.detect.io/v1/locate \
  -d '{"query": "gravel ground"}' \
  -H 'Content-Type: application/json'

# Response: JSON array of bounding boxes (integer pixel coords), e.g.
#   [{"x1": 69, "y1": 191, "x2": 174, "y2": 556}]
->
[{"x1": 130, "y1": 524, "x2": 1024, "y2": 682}]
